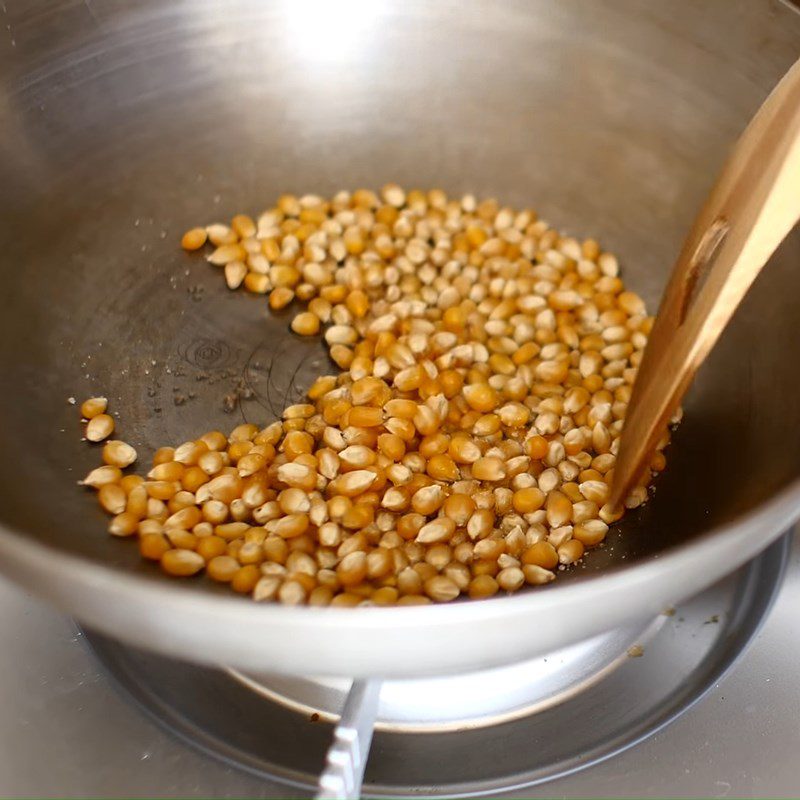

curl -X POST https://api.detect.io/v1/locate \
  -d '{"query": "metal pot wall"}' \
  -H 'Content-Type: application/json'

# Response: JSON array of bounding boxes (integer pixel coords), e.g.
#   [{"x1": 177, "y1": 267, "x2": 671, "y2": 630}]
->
[{"x1": 0, "y1": 0, "x2": 798, "y2": 677}]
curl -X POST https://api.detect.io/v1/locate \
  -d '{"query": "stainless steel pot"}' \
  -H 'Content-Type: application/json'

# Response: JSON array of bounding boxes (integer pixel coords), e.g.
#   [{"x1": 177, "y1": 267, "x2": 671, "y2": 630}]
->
[{"x1": 0, "y1": 0, "x2": 799, "y2": 678}]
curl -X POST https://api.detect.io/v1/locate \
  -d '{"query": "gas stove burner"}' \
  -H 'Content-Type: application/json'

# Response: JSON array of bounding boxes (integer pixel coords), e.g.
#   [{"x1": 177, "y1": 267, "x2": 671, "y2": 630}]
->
[
  {"x1": 85, "y1": 534, "x2": 789, "y2": 798},
  {"x1": 228, "y1": 616, "x2": 659, "y2": 734}
]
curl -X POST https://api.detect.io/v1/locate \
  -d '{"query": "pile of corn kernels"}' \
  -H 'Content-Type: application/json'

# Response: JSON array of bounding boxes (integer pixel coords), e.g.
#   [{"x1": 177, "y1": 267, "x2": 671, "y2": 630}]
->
[{"x1": 78, "y1": 185, "x2": 670, "y2": 606}]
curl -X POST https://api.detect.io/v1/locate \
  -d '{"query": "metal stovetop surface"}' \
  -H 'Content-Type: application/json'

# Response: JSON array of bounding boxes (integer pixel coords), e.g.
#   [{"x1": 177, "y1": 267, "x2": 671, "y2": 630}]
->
[{"x1": 3, "y1": 533, "x2": 799, "y2": 798}]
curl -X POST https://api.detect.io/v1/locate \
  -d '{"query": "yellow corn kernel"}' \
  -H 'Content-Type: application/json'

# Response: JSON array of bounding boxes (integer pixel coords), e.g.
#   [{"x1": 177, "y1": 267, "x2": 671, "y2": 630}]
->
[
  {"x1": 522, "y1": 541, "x2": 558, "y2": 569},
  {"x1": 181, "y1": 227, "x2": 208, "y2": 251},
  {"x1": 443, "y1": 493, "x2": 476, "y2": 526},
  {"x1": 161, "y1": 549, "x2": 204, "y2": 577},
  {"x1": 463, "y1": 382, "x2": 499, "y2": 413}
]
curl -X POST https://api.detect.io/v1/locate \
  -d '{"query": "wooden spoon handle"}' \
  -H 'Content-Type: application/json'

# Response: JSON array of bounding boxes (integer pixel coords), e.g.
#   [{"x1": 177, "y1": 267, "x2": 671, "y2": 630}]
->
[{"x1": 610, "y1": 57, "x2": 800, "y2": 510}]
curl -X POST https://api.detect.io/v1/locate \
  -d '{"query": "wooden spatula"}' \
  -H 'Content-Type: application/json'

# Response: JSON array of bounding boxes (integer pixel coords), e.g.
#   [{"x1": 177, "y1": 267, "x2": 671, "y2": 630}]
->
[{"x1": 609, "y1": 57, "x2": 800, "y2": 512}]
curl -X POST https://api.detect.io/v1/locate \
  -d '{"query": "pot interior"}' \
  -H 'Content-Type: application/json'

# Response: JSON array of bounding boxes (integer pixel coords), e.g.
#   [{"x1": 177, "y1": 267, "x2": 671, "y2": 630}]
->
[{"x1": 0, "y1": 0, "x2": 799, "y2": 590}]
